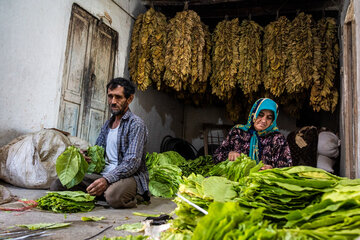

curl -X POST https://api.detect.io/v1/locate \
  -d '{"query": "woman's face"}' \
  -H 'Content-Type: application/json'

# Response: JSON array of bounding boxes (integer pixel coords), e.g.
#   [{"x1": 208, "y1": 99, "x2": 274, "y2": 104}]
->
[{"x1": 254, "y1": 109, "x2": 274, "y2": 131}]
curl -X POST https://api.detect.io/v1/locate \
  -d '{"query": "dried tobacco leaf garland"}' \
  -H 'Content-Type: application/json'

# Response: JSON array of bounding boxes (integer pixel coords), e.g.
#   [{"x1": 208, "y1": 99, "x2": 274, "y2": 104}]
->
[
  {"x1": 310, "y1": 17, "x2": 339, "y2": 112},
  {"x1": 164, "y1": 10, "x2": 209, "y2": 93},
  {"x1": 285, "y1": 13, "x2": 321, "y2": 94},
  {"x1": 262, "y1": 16, "x2": 291, "y2": 97},
  {"x1": 210, "y1": 18, "x2": 240, "y2": 101},
  {"x1": 129, "y1": 8, "x2": 167, "y2": 91},
  {"x1": 238, "y1": 19, "x2": 263, "y2": 96}
]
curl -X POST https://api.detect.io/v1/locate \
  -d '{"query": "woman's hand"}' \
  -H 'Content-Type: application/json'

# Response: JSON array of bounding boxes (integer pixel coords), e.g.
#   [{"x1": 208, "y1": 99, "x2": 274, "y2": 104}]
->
[
  {"x1": 260, "y1": 164, "x2": 273, "y2": 170},
  {"x1": 228, "y1": 151, "x2": 240, "y2": 161}
]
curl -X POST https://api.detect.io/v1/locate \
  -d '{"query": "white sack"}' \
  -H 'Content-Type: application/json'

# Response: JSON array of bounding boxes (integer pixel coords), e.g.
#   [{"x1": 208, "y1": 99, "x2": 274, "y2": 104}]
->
[
  {"x1": 317, "y1": 154, "x2": 336, "y2": 173},
  {"x1": 68, "y1": 136, "x2": 90, "y2": 151},
  {"x1": 317, "y1": 131, "x2": 340, "y2": 158},
  {"x1": 0, "y1": 129, "x2": 71, "y2": 189}
]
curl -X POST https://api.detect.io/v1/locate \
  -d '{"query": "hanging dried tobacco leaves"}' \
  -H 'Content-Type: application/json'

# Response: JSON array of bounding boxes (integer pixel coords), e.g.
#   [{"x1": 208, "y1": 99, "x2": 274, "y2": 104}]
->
[
  {"x1": 210, "y1": 18, "x2": 240, "y2": 101},
  {"x1": 164, "y1": 10, "x2": 209, "y2": 94},
  {"x1": 285, "y1": 13, "x2": 321, "y2": 94},
  {"x1": 310, "y1": 17, "x2": 339, "y2": 112},
  {"x1": 238, "y1": 20, "x2": 263, "y2": 96},
  {"x1": 129, "y1": 8, "x2": 167, "y2": 91},
  {"x1": 262, "y1": 16, "x2": 290, "y2": 97}
]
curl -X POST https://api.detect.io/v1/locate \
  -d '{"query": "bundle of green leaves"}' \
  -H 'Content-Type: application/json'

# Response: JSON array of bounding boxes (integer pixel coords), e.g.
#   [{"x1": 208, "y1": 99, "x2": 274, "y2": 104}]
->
[
  {"x1": 190, "y1": 201, "x2": 360, "y2": 240},
  {"x1": 56, "y1": 145, "x2": 105, "y2": 189},
  {"x1": 146, "y1": 151, "x2": 187, "y2": 168},
  {"x1": 283, "y1": 180, "x2": 360, "y2": 237},
  {"x1": 87, "y1": 145, "x2": 105, "y2": 174},
  {"x1": 192, "y1": 202, "x2": 276, "y2": 240},
  {"x1": 179, "y1": 155, "x2": 215, "y2": 177},
  {"x1": 36, "y1": 191, "x2": 95, "y2": 213},
  {"x1": 164, "y1": 161, "x2": 360, "y2": 239},
  {"x1": 146, "y1": 151, "x2": 216, "y2": 198},
  {"x1": 236, "y1": 166, "x2": 342, "y2": 222},
  {"x1": 56, "y1": 146, "x2": 88, "y2": 189},
  {"x1": 172, "y1": 174, "x2": 241, "y2": 231},
  {"x1": 207, "y1": 154, "x2": 262, "y2": 181},
  {"x1": 146, "y1": 151, "x2": 186, "y2": 198},
  {"x1": 149, "y1": 164, "x2": 182, "y2": 198},
  {"x1": 186, "y1": 183, "x2": 360, "y2": 240}
]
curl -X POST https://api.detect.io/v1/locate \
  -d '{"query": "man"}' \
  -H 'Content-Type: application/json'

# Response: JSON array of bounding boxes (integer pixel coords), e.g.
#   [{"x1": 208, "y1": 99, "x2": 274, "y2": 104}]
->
[{"x1": 51, "y1": 77, "x2": 149, "y2": 208}]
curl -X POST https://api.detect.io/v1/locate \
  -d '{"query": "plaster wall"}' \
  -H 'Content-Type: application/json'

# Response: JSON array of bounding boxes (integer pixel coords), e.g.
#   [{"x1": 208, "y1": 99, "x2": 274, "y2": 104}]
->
[{"x1": 0, "y1": 0, "x2": 183, "y2": 153}]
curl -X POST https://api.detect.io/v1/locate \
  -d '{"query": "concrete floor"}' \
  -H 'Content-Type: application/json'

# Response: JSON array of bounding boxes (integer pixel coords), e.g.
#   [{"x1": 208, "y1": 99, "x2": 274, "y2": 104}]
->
[{"x1": 0, "y1": 182, "x2": 177, "y2": 240}]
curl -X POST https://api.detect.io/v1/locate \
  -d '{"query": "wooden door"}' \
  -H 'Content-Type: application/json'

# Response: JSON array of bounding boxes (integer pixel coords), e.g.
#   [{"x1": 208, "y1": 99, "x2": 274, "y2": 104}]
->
[{"x1": 58, "y1": 4, "x2": 118, "y2": 145}]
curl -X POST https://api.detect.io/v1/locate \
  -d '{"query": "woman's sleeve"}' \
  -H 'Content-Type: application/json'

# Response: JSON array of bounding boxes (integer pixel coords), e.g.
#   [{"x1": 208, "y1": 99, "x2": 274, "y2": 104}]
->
[
  {"x1": 273, "y1": 134, "x2": 293, "y2": 168},
  {"x1": 213, "y1": 128, "x2": 236, "y2": 164}
]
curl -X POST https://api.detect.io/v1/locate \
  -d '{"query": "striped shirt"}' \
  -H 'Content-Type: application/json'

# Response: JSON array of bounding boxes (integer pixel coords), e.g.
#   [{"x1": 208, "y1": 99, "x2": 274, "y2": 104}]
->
[{"x1": 95, "y1": 109, "x2": 149, "y2": 195}]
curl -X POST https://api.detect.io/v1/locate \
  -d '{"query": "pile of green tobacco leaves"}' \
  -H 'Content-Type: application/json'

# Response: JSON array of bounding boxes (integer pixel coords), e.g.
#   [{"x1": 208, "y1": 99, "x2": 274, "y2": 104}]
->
[
  {"x1": 207, "y1": 154, "x2": 261, "y2": 181},
  {"x1": 236, "y1": 165, "x2": 342, "y2": 222},
  {"x1": 172, "y1": 174, "x2": 241, "y2": 231},
  {"x1": 179, "y1": 155, "x2": 214, "y2": 177},
  {"x1": 146, "y1": 151, "x2": 214, "y2": 198},
  {"x1": 146, "y1": 151, "x2": 215, "y2": 198},
  {"x1": 146, "y1": 151, "x2": 186, "y2": 198},
  {"x1": 56, "y1": 145, "x2": 105, "y2": 189},
  {"x1": 36, "y1": 191, "x2": 95, "y2": 213},
  {"x1": 161, "y1": 158, "x2": 360, "y2": 240}
]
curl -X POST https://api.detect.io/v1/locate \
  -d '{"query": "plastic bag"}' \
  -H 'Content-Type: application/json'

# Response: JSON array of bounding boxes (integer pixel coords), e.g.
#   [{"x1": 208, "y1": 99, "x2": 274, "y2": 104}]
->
[{"x1": 0, "y1": 129, "x2": 71, "y2": 189}]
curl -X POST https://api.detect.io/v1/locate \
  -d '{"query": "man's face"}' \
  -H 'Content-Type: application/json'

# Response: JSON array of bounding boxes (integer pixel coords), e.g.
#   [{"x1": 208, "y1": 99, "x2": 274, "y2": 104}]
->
[{"x1": 107, "y1": 86, "x2": 133, "y2": 116}]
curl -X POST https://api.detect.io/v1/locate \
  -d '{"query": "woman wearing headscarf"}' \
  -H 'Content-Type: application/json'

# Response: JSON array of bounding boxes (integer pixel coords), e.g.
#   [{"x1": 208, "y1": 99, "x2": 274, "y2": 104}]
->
[{"x1": 214, "y1": 98, "x2": 292, "y2": 169}]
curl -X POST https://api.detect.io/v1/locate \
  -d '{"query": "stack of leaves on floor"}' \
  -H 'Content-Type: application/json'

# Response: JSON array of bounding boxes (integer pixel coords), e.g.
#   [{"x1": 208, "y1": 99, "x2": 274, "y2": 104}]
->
[
  {"x1": 161, "y1": 155, "x2": 360, "y2": 240},
  {"x1": 36, "y1": 191, "x2": 95, "y2": 213}
]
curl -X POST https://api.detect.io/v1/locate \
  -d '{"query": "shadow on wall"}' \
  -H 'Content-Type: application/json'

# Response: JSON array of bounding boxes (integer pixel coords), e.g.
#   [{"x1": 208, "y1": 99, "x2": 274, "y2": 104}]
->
[{"x1": 133, "y1": 87, "x2": 183, "y2": 129}]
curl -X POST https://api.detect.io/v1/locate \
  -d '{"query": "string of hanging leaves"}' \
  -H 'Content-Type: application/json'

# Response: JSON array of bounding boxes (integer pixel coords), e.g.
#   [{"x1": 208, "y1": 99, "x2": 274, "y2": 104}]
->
[
  {"x1": 238, "y1": 20, "x2": 263, "y2": 97},
  {"x1": 210, "y1": 18, "x2": 240, "y2": 101},
  {"x1": 310, "y1": 17, "x2": 339, "y2": 113},
  {"x1": 262, "y1": 16, "x2": 290, "y2": 97},
  {"x1": 129, "y1": 8, "x2": 167, "y2": 91},
  {"x1": 129, "y1": 8, "x2": 340, "y2": 121}
]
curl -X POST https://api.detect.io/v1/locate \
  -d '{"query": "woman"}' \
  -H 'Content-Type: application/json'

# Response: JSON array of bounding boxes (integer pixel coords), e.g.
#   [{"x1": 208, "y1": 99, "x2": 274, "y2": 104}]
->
[{"x1": 214, "y1": 98, "x2": 292, "y2": 169}]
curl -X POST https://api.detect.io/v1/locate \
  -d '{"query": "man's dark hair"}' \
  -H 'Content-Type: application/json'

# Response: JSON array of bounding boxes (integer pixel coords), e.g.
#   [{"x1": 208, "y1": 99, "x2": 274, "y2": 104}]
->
[{"x1": 106, "y1": 77, "x2": 135, "y2": 99}]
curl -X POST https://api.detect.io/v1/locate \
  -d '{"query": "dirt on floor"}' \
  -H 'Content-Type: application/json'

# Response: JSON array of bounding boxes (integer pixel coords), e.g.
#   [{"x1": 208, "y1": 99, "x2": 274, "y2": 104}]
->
[{"x1": 0, "y1": 181, "x2": 177, "y2": 240}]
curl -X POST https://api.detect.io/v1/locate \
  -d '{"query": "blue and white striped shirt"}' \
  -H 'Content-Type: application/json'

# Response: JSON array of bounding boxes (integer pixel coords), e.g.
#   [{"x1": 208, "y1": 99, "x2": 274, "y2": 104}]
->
[{"x1": 95, "y1": 109, "x2": 149, "y2": 195}]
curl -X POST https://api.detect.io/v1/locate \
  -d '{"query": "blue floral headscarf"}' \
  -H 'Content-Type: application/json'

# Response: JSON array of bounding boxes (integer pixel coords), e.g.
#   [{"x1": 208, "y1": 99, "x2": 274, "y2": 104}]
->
[{"x1": 234, "y1": 98, "x2": 279, "y2": 163}]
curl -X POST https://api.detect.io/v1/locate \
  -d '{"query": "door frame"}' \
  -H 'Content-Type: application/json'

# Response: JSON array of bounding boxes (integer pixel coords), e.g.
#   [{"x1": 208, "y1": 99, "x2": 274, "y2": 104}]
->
[{"x1": 341, "y1": 0, "x2": 358, "y2": 178}]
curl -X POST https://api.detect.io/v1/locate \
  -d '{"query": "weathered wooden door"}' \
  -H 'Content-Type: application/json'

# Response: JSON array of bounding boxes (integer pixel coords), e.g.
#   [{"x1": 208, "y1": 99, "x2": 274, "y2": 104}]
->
[{"x1": 58, "y1": 4, "x2": 117, "y2": 145}]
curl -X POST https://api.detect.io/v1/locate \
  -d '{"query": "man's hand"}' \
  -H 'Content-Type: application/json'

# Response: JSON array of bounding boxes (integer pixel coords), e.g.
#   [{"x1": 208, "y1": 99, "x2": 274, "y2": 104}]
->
[
  {"x1": 260, "y1": 164, "x2": 273, "y2": 170},
  {"x1": 228, "y1": 151, "x2": 240, "y2": 161},
  {"x1": 86, "y1": 178, "x2": 108, "y2": 196}
]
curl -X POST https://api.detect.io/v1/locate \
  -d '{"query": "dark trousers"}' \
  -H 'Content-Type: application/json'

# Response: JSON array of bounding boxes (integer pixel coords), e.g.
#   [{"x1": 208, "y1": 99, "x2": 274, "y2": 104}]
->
[{"x1": 50, "y1": 174, "x2": 137, "y2": 209}]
